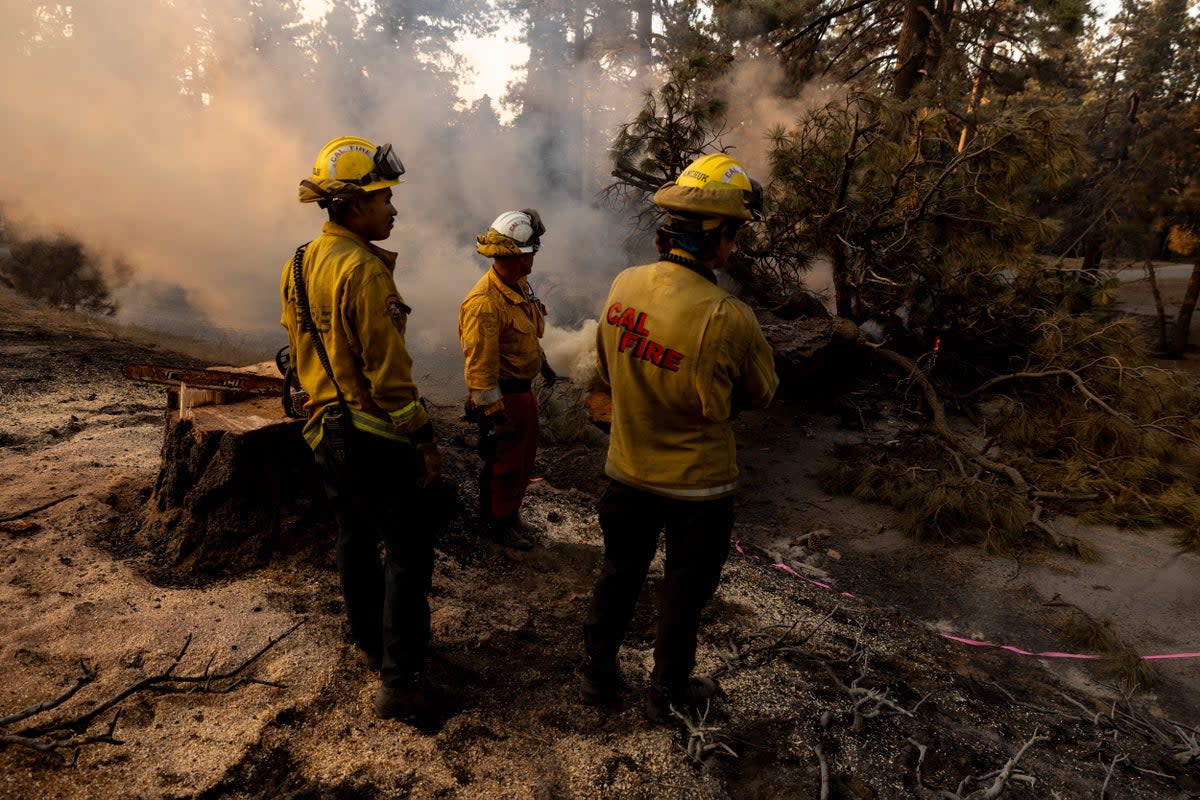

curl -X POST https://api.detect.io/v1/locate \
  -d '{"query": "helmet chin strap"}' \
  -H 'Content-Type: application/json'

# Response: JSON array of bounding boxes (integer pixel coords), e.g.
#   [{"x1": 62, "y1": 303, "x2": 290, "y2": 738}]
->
[{"x1": 300, "y1": 179, "x2": 334, "y2": 199}]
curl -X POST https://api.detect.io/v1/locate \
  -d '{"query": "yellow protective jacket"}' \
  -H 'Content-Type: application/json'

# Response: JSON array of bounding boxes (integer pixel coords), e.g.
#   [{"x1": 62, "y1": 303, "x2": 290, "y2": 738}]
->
[
  {"x1": 457, "y1": 267, "x2": 546, "y2": 407},
  {"x1": 596, "y1": 259, "x2": 778, "y2": 499},
  {"x1": 280, "y1": 221, "x2": 430, "y2": 449}
]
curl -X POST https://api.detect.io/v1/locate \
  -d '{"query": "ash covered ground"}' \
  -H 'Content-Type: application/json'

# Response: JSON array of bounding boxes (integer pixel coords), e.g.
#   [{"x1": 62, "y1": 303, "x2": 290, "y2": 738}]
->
[{"x1": 1, "y1": 287, "x2": 1199, "y2": 799}]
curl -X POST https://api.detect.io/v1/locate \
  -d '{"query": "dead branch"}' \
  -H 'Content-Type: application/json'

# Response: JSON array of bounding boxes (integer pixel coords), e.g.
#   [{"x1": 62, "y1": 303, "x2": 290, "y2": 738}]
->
[
  {"x1": 0, "y1": 494, "x2": 77, "y2": 523},
  {"x1": 4, "y1": 621, "x2": 303, "y2": 762},
  {"x1": 959, "y1": 728, "x2": 1046, "y2": 799},
  {"x1": 712, "y1": 605, "x2": 840, "y2": 679},
  {"x1": 775, "y1": 605, "x2": 841, "y2": 655},
  {"x1": 671, "y1": 700, "x2": 738, "y2": 762},
  {"x1": 1170, "y1": 724, "x2": 1200, "y2": 765},
  {"x1": 1028, "y1": 504, "x2": 1068, "y2": 550},
  {"x1": 966, "y1": 366, "x2": 1200, "y2": 450},
  {"x1": 1126, "y1": 762, "x2": 1174, "y2": 779},
  {"x1": 967, "y1": 368, "x2": 1122, "y2": 417},
  {"x1": 610, "y1": 160, "x2": 667, "y2": 195},
  {"x1": 908, "y1": 729, "x2": 1045, "y2": 800},
  {"x1": 1052, "y1": 690, "x2": 1114, "y2": 728},
  {"x1": 909, "y1": 736, "x2": 970, "y2": 800},
  {"x1": 1032, "y1": 491, "x2": 1102, "y2": 502},
  {"x1": 983, "y1": 680, "x2": 1084, "y2": 722},
  {"x1": 819, "y1": 643, "x2": 927, "y2": 733},
  {"x1": 813, "y1": 743, "x2": 831, "y2": 800},
  {"x1": 1100, "y1": 752, "x2": 1128, "y2": 798},
  {"x1": 0, "y1": 661, "x2": 96, "y2": 727},
  {"x1": 870, "y1": 345, "x2": 1028, "y2": 489},
  {"x1": 0, "y1": 713, "x2": 123, "y2": 766}
]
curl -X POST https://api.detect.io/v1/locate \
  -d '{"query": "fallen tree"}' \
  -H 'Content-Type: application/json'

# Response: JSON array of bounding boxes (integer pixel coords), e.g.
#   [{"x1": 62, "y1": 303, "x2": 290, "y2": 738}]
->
[{"x1": 758, "y1": 310, "x2": 1200, "y2": 554}]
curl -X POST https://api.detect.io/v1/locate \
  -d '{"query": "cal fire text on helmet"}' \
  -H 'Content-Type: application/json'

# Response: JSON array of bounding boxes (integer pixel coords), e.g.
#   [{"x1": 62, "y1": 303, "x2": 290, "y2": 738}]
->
[{"x1": 605, "y1": 303, "x2": 686, "y2": 372}]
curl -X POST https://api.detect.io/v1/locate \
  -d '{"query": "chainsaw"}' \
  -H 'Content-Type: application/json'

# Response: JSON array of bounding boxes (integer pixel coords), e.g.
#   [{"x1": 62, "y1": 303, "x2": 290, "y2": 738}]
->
[{"x1": 120, "y1": 364, "x2": 286, "y2": 394}]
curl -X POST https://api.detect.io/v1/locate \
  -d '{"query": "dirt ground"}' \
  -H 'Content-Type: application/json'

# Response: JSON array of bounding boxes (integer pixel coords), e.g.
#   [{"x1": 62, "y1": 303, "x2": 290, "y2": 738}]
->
[{"x1": 1, "y1": 282, "x2": 1199, "y2": 800}]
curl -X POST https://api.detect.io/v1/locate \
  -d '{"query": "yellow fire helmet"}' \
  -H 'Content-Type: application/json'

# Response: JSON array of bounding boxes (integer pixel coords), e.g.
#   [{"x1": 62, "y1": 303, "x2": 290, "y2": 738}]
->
[
  {"x1": 298, "y1": 136, "x2": 405, "y2": 204},
  {"x1": 653, "y1": 153, "x2": 763, "y2": 224}
]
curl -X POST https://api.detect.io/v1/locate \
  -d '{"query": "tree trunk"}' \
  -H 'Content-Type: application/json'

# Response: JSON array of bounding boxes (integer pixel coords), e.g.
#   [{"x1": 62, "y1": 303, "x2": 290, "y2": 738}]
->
[
  {"x1": 894, "y1": 0, "x2": 935, "y2": 100},
  {"x1": 634, "y1": 0, "x2": 652, "y2": 78},
  {"x1": 1081, "y1": 239, "x2": 1104, "y2": 273},
  {"x1": 1144, "y1": 260, "x2": 1169, "y2": 352},
  {"x1": 958, "y1": 32, "x2": 996, "y2": 152},
  {"x1": 1168, "y1": 255, "x2": 1200, "y2": 356},
  {"x1": 128, "y1": 394, "x2": 333, "y2": 584},
  {"x1": 832, "y1": 246, "x2": 855, "y2": 318},
  {"x1": 923, "y1": 0, "x2": 958, "y2": 78}
]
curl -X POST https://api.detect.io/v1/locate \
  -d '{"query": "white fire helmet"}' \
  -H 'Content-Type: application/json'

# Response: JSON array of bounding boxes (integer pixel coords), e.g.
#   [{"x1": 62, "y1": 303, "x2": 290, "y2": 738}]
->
[{"x1": 488, "y1": 210, "x2": 540, "y2": 254}]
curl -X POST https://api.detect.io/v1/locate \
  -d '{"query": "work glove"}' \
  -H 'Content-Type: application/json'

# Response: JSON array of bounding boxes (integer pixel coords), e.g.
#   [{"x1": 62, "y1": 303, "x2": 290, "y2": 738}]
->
[
  {"x1": 417, "y1": 440, "x2": 443, "y2": 488},
  {"x1": 463, "y1": 395, "x2": 484, "y2": 424},
  {"x1": 540, "y1": 359, "x2": 558, "y2": 389},
  {"x1": 409, "y1": 421, "x2": 442, "y2": 488},
  {"x1": 482, "y1": 399, "x2": 514, "y2": 435},
  {"x1": 584, "y1": 385, "x2": 612, "y2": 434}
]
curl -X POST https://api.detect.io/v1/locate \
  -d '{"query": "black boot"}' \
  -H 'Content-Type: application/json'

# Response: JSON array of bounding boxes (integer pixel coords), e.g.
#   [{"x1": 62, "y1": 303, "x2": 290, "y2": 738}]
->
[
  {"x1": 578, "y1": 657, "x2": 626, "y2": 705},
  {"x1": 644, "y1": 676, "x2": 718, "y2": 724},
  {"x1": 374, "y1": 673, "x2": 447, "y2": 731},
  {"x1": 486, "y1": 514, "x2": 534, "y2": 551}
]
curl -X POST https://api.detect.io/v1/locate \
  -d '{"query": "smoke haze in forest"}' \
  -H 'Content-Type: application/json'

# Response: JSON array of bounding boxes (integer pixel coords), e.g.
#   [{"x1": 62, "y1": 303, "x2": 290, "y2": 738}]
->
[
  {"x1": 0, "y1": 3, "x2": 623, "y2": 375},
  {"x1": 0, "y1": 2, "x2": 828, "y2": 390}
]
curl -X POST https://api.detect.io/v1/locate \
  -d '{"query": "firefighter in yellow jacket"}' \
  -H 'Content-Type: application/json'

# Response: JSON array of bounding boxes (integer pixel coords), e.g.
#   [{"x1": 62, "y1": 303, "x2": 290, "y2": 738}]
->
[
  {"x1": 580, "y1": 154, "x2": 779, "y2": 723},
  {"x1": 458, "y1": 209, "x2": 556, "y2": 550},
  {"x1": 280, "y1": 135, "x2": 445, "y2": 726}
]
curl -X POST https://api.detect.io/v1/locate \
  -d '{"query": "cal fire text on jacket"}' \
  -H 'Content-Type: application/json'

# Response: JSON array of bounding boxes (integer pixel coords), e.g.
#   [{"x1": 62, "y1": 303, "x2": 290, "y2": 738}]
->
[{"x1": 605, "y1": 303, "x2": 686, "y2": 372}]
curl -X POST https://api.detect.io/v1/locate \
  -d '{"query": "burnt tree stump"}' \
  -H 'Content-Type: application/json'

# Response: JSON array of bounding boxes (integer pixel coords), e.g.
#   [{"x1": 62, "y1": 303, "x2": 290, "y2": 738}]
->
[{"x1": 130, "y1": 387, "x2": 334, "y2": 584}]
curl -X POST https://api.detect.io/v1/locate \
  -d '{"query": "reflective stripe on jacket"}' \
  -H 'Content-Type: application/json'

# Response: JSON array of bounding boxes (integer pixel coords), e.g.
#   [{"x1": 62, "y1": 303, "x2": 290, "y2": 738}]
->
[
  {"x1": 458, "y1": 267, "x2": 546, "y2": 407},
  {"x1": 596, "y1": 260, "x2": 778, "y2": 499},
  {"x1": 279, "y1": 221, "x2": 430, "y2": 449}
]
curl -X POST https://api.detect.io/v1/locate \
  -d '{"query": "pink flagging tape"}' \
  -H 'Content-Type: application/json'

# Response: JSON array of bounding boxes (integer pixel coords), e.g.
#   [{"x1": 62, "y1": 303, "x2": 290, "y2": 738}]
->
[
  {"x1": 731, "y1": 539, "x2": 1200, "y2": 663},
  {"x1": 934, "y1": 632, "x2": 1101, "y2": 660},
  {"x1": 772, "y1": 562, "x2": 857, "y2": 598},
  {"x1": 934, "y1": 632, "x2": 1200, "y2": 661}
]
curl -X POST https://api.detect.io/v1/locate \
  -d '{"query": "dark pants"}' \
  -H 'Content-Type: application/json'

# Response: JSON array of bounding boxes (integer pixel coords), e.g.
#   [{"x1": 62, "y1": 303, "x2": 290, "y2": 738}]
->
[
  {"x1": 583, "y1": 480, "x2": 734, "y2": 690},
  {"x1": 314, "y1": 427, "x2": 434, "y2": 688},
  {"x1": 479, "y1": 390, "x2": 538, "y2": 521}
]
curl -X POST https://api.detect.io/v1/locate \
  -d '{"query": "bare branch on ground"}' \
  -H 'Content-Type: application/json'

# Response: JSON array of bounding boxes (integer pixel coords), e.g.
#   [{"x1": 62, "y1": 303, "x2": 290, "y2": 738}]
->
[
  {"x1": 0, "y1": 494, "x2": 78, "y2": 523},
  {"x1": 2, "y1": 621, "x2": 303, "y2": 763},
  {"x1": 869, "y1": 345, "x2": 1028, "y2": 489}
]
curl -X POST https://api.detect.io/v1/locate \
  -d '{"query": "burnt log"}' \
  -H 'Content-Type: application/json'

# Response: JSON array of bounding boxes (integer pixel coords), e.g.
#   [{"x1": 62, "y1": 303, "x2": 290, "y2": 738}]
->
[
  {"x1": 757, "y1": 314, "x2": 867, "y2": 364},
  {"x1": 757, "y1": 314, "x2": 871, "y2": 403}
]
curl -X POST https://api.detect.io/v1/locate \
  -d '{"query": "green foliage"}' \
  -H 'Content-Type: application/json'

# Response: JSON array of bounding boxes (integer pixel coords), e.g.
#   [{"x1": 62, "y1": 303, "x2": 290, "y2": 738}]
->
[
  {"x1": 748, "y1": 88, "x2": 1086, "y2": 322},
  {"x1": 607, "y1": 50, "x2": 735, "y2": 220},
  {"x1": 819, "y1": 310, "x2": 1200, "y2": 552},
  {"x1": 817, "y1": 439, "x2": 1034, "y2": 552}
]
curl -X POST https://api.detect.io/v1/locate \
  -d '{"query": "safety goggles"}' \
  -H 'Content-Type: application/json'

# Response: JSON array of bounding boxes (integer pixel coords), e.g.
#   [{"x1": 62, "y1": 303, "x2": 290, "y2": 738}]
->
[
  {"x1": 348, "y1": 143, "x2": 405, "y2": 185},
  {"x1": 373, "y1": 143, "x2": 404, "y2": 180},
  {"x1": 744, "y1": 179, "x2": 764, "y2": 220}
]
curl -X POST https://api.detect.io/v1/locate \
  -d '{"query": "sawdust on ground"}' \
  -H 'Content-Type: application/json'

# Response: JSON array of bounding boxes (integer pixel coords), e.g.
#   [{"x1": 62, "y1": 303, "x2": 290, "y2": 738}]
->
[{"x1": 1, "y1": 284, "x2": 1199, "y2": 799}]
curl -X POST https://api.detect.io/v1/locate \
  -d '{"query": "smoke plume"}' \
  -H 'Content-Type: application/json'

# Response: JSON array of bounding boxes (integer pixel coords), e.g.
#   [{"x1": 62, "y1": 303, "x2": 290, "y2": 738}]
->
[{"x1": 0, "y1": 3, "x2": 826, "y2": 397}]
